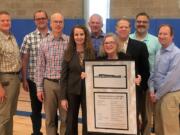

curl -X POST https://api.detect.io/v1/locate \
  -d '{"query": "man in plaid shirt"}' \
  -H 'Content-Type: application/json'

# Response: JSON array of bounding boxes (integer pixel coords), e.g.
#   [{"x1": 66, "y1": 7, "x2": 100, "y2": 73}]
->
[
  {"x1": 35, "y1": 12, "x2": 69, "y2": 135},
  {"x1": 20, "y1": 10, "x2": 51, "y2": 135}
]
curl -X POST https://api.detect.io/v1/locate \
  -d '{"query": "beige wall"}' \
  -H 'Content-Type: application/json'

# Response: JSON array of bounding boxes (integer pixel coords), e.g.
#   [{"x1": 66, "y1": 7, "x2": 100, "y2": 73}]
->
[
  {"x1": 1, "y1": 0, "x2": 180, "y2": 19},
  {"x1": 110, "y1": 0, "x2": 180, "y2": 19},
  {"x1": 0, "y1": 0, "x2": 83, "y2": 19}
]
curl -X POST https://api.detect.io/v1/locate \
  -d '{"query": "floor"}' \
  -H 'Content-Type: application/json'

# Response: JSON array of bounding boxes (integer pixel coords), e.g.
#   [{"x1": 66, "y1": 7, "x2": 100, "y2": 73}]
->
[{"x1": 13, "y1": 85, "x2": 154, "y2": 135}]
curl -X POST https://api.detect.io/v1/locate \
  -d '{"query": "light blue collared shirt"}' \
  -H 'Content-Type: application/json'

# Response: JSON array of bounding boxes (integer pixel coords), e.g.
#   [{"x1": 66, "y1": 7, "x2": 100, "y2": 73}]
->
[
  {"x1": 130, "y1": 32, "x2": 161, "y2": 72},
  {"x1": 148, "y1": 42, "x2": 180, "y2": 99}
]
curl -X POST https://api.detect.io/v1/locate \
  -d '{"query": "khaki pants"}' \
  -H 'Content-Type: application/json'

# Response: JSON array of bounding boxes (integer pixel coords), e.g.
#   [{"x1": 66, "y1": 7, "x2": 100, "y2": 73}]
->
[
  {"x1": 155, "y1": 90, "x2": 180, "y2": 135},
  {"x1": 144, "y1": 91, "x2": 154, "y2": 135},
  {"x1": 0, "y1": 74, "x2": 20, "y2": 135},
  {"x1": 44, "y1": 79, "x2": 67, "y2": 135}
]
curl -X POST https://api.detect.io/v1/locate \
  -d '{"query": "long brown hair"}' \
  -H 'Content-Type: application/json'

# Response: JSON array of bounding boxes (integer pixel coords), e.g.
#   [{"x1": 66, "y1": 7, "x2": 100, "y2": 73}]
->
[{"x1": 64, "y1": 25, "x2": 95, "y2": 61}]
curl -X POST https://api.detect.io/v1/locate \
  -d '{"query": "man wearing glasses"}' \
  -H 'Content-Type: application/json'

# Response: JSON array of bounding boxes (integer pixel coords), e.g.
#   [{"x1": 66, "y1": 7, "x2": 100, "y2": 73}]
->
[
  {"x1": 21, "y1": 10, "x2": 50, "y2": 135},
  {"x1": 130, "y1": 12, "x2": 161, "y2": 135},
  {"x1": 35, "y1": 12, "x2": 69, "y2": 135}
]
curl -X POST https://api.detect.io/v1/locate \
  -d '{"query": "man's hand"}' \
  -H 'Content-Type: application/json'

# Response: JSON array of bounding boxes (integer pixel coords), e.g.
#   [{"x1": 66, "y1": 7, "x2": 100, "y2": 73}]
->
[
  {"x1": 37, "y1": 91, "x2": 44, "y2": 102},
  {"x1": 0, "y1": 85, "x2": 6, "y2": 103},
  {"x1": 22, "y1": 80, "x2": 29, "y2": 92},
  {"x1": 149, "y1": 91, "x2": 156, "y2": 103}
]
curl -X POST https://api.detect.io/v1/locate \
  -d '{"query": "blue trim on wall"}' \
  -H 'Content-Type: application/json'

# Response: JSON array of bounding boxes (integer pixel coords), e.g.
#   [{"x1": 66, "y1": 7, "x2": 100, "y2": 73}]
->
[
  {"x1": 106, "y1": 18, "x2": 180, "y2": 48},
  {"x1": 11, "y1": 19, "x2": 85, "y2": 46}
]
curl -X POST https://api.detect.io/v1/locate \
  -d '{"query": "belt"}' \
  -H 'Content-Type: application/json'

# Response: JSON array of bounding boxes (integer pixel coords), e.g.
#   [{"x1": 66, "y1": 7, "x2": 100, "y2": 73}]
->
[
  {"x1": 0, "y1": 71, "x2": 20, "y2": 75},
  {"x1": 45, "y1": 78, "x2": 60, "y2": 83}
]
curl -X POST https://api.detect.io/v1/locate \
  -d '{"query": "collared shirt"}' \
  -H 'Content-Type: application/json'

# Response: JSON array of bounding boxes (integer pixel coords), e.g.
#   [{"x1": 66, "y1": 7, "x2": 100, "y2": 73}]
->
[
  {"x1": 20, "y1": 29, "x2": 50, "y2": 81},
  {"x1": 130, "y1": 32, "x2": 161, "y2": 72},
  {"x1": 90, "y1": 31, "x2": 105, "y2": 56},
  {"x1": 35, "y1": 33, "x2": 69, "y2": 91},
  {"x1": 0, "y1": 31, "x2": 21, "y2": 72},
  {"x1": 148, "y1": 43, "x2": 180, "y2": 99},
  {"x1": 121, "y1": 38, "x2": 129, "y2": 53}
]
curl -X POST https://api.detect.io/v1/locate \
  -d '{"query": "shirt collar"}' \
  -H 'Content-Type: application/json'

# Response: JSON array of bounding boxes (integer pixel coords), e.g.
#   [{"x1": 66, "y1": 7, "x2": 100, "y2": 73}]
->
[
  {"x1": 161, "y1": 42, "x2": 174, "y2": 52},
  {"x1": 49, "y1": 32, "x2": 66, "y2": 41},
  {"x1": 0, "y1": 31, "x2": 13, "y2": 40},
  {"x1": 91, "y1": 31, "x2": 105, "y2": 38},
  {"x1": 134, "y1": 31, "x2": 149, "y2": 42},
  {"x1": 35, "y1": 29, "x2": 51, "y2": 36}
]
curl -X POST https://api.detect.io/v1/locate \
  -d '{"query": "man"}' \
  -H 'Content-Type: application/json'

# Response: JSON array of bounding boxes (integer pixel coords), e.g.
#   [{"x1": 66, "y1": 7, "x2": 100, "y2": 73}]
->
[
  {"x1": 35, "y1": 12, "x2": 69, "y2": 135},
  {"x1": 116, "y1": 18, "x2": 150, "y2": 135},
  {"x1": 88, "y1": 14, "x2": 105, "y2": 57},
  {"x1": 21, "y1": 10, "x2": 51, "y2": 135},
  {"x1": 149, "y1": 24, "x2": 180, "y2": 135},
  {"x1": 0, "y1": 11, "x2": 21, "y2": 135},
  {"x1": 130, "y1": 12, "x2": 161, "y2": 135}
]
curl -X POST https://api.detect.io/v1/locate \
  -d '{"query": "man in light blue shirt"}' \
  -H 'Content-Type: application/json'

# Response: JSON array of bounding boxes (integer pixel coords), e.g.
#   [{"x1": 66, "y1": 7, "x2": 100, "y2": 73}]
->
[
  {"x1": 130, "y1": 12, "x2": 160, "y2": 135},
  {"x1": 149, "y1": 24, "x2": 180, "y2": 135}
]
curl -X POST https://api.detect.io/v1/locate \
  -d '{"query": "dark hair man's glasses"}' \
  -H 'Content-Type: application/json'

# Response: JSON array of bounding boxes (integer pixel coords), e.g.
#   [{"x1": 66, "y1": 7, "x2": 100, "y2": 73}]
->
[{"x1": 35, "y1": 17, "x2": 47, "y2": 21}]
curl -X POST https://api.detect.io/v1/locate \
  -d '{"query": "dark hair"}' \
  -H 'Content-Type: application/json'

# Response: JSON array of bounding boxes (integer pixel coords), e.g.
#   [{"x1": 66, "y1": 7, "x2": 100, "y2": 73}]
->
[
  {"x1": 64, "y1": 25, "x2": 95, "y2": 62},
  {"x1": 33, "y1": 10, "x2": 48, "y2": 20},
  {"x1": 136, "y1": 12, "x2": 150, "y2": 20},
  {"x1": 0, "y1": 11, "x2": 10, "y2": 16},
  {"x1": 158, "y1": 24, "x2": 174, "y2": 36}
]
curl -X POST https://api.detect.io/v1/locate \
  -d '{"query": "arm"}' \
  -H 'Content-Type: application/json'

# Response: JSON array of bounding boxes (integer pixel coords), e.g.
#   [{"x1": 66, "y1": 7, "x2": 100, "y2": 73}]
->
[{"x1": 21, "y1": 53, "x2": 30, "y2": 92}]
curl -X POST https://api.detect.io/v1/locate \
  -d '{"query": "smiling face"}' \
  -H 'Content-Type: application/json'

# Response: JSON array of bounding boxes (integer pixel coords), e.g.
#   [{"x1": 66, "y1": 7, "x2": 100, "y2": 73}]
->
[
  {"x1": 0, "y1": 13, "x2": 11, "y2": 33},
  {"x1": 74, "y1": 27, "x2": 85, "y2": 46},
  {"x1": 158, "y1": 25, "x2": 173, "y2": 48},
  {"x1": 103, "y1": 36, "x2": 118, "y2": 56},
  {"x1": 34, "y1": 11, "x2": 48, "y2": 30},
  {"x1": 135, "y1": 15, "x2": 149, "y2": 35},
  {"x1": 116, "y1": 19, "x2": 131, "y2": 41}
]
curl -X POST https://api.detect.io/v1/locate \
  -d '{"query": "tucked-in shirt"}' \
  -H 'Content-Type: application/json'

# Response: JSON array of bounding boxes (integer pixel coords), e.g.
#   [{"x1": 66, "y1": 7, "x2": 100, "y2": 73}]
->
[
  {"x1": 20, "y1": 29, "x2": 50, "y2": 81},
  {"x1": 130, "y1": 32, "x2": 161, "y2": 72},
  {"x1": 0, "y1": 31, "x2": 21, "y2": 72},
  {"x1": 148, "y1": 43, "x2": 180, "y2": 99},
  {"x1": 90, "y1": 31, "x2": 105, "y2": 56},
  {"x1": 35, "y1": 33, "x2": 69, "y2": 91}
]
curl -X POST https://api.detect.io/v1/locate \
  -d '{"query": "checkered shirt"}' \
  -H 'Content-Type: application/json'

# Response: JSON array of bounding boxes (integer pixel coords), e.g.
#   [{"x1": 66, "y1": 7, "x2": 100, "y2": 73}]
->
[
  {"x1": 35, "y1": 33, "x2": 69, "y2": 91},
  {"x1": 20, "y1": 29, "x2": 50, "y2": 81}
]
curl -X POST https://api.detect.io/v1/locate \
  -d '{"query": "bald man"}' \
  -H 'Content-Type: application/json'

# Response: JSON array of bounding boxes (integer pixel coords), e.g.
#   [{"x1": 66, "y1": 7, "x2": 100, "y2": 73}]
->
[{"x1": 35, "y1": 12, "x2": 69, "y2": 135}]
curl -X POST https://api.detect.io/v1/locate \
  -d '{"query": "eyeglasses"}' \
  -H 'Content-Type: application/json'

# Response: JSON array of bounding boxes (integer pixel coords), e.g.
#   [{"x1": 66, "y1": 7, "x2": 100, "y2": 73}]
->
[
  {"x1": 35, "y1": 17, "x2": 47, "y2": 21},
  {"x1": 53, "y1": 20, "x2": 63, "y2": 24},
  {"x1": 104, "y1": 41, "x2": 116, "y2": 45},
  {"x1": 136, "y1": 20, "x2": 148, "y2": 24}
]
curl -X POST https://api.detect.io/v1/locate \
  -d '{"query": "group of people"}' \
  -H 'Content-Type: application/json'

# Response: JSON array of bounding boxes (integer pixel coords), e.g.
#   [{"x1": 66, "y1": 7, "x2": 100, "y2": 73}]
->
[{"x1": 0, "y1": 9, "x2": 179, "y2": 135}]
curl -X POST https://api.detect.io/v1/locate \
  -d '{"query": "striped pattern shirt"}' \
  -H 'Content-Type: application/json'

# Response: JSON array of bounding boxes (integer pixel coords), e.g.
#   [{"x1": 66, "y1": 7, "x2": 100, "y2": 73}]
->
[
  {"x1": 0, "y1": 31, "x2": 21, "y2": 72},
  {"x1": 35, "y1": 33, "x2": 69, "y2": 91},
  {"x1": 20, "y1": 29, "x2": 50, "y2": 81}
]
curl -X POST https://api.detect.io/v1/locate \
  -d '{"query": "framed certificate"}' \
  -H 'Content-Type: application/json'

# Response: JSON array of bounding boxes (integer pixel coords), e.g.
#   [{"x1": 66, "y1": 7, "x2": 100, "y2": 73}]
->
[{"x1": 85, "y1": 60, "x2": 137, "y2": 134}]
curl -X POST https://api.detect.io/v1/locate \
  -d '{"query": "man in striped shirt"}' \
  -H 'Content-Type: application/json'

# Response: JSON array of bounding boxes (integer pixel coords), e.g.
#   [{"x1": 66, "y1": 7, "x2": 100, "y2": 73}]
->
[{"x1": 35, "y1": 12, "x2": 69, "y2": 135}]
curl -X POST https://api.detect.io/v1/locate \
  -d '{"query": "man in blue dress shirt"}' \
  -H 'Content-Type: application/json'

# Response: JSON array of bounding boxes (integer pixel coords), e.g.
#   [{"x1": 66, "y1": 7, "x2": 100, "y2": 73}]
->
[{"x1": 149, "y1": 24, "x2": 180, "y2": 135}]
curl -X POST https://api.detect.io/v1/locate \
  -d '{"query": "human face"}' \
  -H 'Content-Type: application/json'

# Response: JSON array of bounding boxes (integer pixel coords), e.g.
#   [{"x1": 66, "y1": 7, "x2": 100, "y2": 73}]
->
[
  {"x1": 135, "y1": 15, "x2": 149, "y2": 34},
  {"x1": 50, "y1": 14, "x2": 64, "y2": 35},
  {"x1": 74, "y1": 28, "x2": 85, "y2": 46},
  {"x1": 103, "y1": 36, "x2": 117, "y2": 56},
  {"x1": 88, "y1": 16, "x2": 103, "y2": 35},
  {"x1": 34, "y1": 12, "x2": 48, "y2": 30},
  {"x1": 158, "y1": 26, "x2": 173, "y2": 48},
  {"x1": 116, "y1": 20, "x2": 130, "y2": 41},
  {"x1": 0, "y1": 14, "x2": 11, "y2": 33}
]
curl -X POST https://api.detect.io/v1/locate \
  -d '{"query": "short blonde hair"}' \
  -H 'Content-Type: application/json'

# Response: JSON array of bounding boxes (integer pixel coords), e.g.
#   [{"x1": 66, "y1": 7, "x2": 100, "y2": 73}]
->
[{"x1": 99, "y1": 33, "x2": 123, "y2": 56}]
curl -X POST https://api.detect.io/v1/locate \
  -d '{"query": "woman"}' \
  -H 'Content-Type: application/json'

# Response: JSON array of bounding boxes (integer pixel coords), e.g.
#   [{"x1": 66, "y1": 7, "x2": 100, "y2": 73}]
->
[
  {"x1": 99, "y1": 33, "x2": 141, "y2": 85},
  {"x1": 88, "y1": 33, "x2": 141, "y2": 135},
  {"x1": 60, "y1": 25, "x2": 95, "y2": 135}
]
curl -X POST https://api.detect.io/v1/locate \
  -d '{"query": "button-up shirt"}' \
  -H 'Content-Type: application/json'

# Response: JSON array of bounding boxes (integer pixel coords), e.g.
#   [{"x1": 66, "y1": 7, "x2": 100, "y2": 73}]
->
[
  {"x1": 35, "y1": 33, "x2": 69, "y2": 91},
  {"x1": 91, "y1": 31, "x2": 105, "y2": 56},
  {"x1": 148, "y1": 43, "x2": 180, "y2": 99},
  {"x1": 130, "y1": 32, "x2": 161, "y2": 72},
  {"x1": 20, "y1": 29, "x2": 50, "y2": 81},
  {"x1": 0, "y1": 31, "x2": 21, "y2": 72}
]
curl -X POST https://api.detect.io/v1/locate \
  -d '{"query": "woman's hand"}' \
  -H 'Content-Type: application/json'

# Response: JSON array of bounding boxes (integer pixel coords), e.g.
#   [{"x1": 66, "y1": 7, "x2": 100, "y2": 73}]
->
[
  {"x1": 81, "y1": 72, "x2": 87, "y2": 79},
  {"x1": 61, "y1": 99, "x2": 68, "y2": 111},
  {"x1": 135, "y1": 74, "x2": 141, "y2": 86}
]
